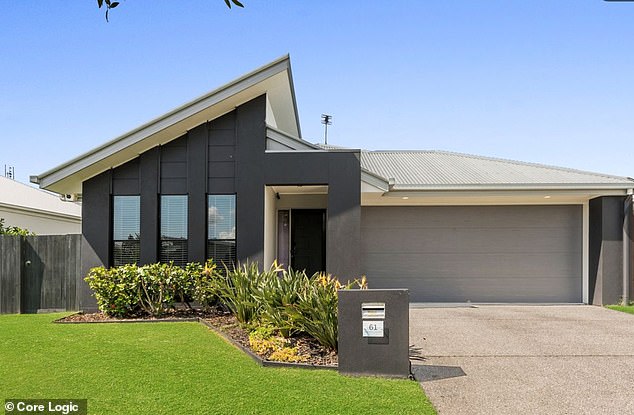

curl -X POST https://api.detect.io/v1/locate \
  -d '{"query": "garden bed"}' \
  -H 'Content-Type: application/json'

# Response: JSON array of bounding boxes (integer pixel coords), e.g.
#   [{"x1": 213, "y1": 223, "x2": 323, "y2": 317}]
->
[{"x1": 55, "y1": 310, "x2": 337, "y2": 367}]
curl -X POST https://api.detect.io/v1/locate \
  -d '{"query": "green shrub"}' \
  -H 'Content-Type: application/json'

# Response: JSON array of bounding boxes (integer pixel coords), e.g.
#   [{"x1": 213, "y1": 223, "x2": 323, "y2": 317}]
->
[
  {"x1": 137, "y1": 262, "x2": 189, "y2": 317},
  {"x1": 290, "y1": 273, "x2": 367, "y2": 351},
  {"x1": 186, "y1": 260, "x2": 220, "y2": 310},
  {"x1": 0, "y1": 218, "x2": 33, "y2": 236},
  {"x1": 86, "y1": 262, "x2": 197, "y2": 318},
  {"x1": 214, "y1": 262, "x2": 280, "y2": 325},
  {"x1": 86, "y1": 259, "x2": 369, "y2": 353},
  {"x1": 85, "y1": 265, "x2": 140, "y2": 317},
  {"x1": 255, "y1": 267, "x2": 308, "y2": 337}
]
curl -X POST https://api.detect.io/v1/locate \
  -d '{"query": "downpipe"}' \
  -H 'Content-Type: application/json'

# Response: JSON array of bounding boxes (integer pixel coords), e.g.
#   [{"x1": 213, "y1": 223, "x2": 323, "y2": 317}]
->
[{"x1": 623, "y1": 192, "x2": 633, "y2": 306}]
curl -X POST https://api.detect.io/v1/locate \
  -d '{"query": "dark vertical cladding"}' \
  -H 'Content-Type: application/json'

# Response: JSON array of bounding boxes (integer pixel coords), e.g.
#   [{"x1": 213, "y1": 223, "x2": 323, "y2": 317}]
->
[
  {"x1": 327, "y1": 152, "x2": 361, "y2": 279},
  {"x1": 187, "y1": 123, "x2": 208, "y2": 263},
  {"x1": 588, "y1": 197, "x2": 602, "y2": 303},
  {"x1": 80, "y1": 170, "x2": 111, "y2": 311},
  {"x1": 208, "y1": 111, "x2": 237, "y2": 194},
  {"x1": 235, "y1": 94, "x2": 267, "y2": 265},
  {"x1": 139, "y1": 147, "x2": 159, "y2": 264},
  {"x1": 111, "y1": 157, "x2": 140, "y2": 195},
  {"x1": 589, "y1": 196, "x2": 625, "y2": 305},
  {"x1": 160, "y1": 134, "x2": 188, "y2": 194}
]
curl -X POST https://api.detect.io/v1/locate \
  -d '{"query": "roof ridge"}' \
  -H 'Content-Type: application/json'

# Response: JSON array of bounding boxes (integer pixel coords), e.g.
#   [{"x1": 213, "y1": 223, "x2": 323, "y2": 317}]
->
[{"x1": 362, "y1": 149, "x2": 634, "y2": 182}]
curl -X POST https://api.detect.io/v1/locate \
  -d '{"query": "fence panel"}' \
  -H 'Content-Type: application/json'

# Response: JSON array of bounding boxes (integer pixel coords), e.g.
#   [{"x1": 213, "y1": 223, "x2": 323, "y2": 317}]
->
[
  {"x1": 0, "y1": 234, "x2": 81, "y2": 314},
  {"x1": 21, "y1": 235, "x2": 82, "y2": 313},
  {"x1": 0, "y1": 235, "x2": 21, "y2": 313}
]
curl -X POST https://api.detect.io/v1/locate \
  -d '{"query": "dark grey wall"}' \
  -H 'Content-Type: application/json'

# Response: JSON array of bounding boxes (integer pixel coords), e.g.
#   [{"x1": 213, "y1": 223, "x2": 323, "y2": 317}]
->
[
  {"x1": 139, "y1": 147, "x2": 159, "y2": 265},
  {"x1": 235, "y1": 96, "x2": 267, "y2": 263},
  {"x1": 232, "y1": 96, "x2": 361, "y2": 279},
  {"x1": 261, "y1": 151, "x2": 361, "y2": 279},
  {"x1": 187, "y1": 123, "x2": 208, "y2": 263},
  {"x1": 589, "y1": 196, "x2": 626, "y2": 305},
  {"x1": 160, "y1": 135, "x2": 187, "y2": 194},
  {"x1": 80, "y1": 170, "x2": 111, "y2": 310},
  {"x1": 111, "y1": 157, "x2": 139, "y2": 195},
  {"x1": 80, "y1": 93, "x2": 363, "y2": 311}
]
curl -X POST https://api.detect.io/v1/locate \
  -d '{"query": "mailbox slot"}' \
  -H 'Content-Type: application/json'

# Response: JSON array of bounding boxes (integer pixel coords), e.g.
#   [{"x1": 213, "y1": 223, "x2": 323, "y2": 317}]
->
[
  {"x1": 361, "y1": 302, "x2": 386, "y2": 338},
  {"x1": 361, "y1": 302, "x2": 386, "y2": 319}
]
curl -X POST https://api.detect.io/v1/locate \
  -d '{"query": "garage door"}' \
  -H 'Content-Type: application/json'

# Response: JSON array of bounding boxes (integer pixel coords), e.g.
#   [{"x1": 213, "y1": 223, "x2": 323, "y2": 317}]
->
[{"x1": 361, "y1": 205, "x2": 582, "y2": 303}]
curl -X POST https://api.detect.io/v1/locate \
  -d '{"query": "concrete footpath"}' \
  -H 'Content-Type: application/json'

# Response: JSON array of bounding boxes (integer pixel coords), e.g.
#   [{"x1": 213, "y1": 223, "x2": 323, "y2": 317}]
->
[{"x1": 409, "y1": 306, "x2": 634, "y2": 415}]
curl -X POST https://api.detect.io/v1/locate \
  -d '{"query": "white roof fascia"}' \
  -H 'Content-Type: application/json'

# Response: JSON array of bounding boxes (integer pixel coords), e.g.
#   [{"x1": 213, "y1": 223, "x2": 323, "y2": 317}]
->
[
  {"x1": 361, "y1": 168, "x2": 389, "y2": 192},
  {"x1": 0, "y1": 202, "x2": 81, "y2": 222},
  {"x1": 266, "y1": 125, "x2": 318, "y2": 150},
  {"x1": 381, "y1": 188, "x2": 631, "y2": 198},
  {"x1": 34, "y1": 56, "x2": 297, "y2": 192},
  {"x1": 386, "y1": 183, "x2": 634, "y2": 191}
]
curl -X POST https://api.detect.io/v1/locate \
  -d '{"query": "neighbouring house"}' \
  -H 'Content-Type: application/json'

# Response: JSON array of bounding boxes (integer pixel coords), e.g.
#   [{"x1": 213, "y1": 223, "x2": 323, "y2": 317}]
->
[
  {"x1": 0, "y1": 175, "x2": 81, "y2": 235},
  {"x1": 31, "y1": 56, "x2": 633, "y2": 309}
]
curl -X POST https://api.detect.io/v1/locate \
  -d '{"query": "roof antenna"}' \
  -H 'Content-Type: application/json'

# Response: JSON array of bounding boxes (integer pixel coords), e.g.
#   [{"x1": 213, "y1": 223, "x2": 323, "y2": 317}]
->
[
  {"x1": 4, "y1": 165, "x2": 14, "y2": 180},
  {"x1": 321, "y1": 114, "x2": 332, "y2": 145}
]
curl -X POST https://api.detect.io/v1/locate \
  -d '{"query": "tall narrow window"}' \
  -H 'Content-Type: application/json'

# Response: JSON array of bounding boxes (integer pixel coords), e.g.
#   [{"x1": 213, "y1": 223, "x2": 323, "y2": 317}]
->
[
  {"x1": 113, "y1": 195, "x2": 140, "y2": 266},
  {"x1": 160, "y1": 195, "x2": 188, "y2": 266},
  {"x1": 207, "y1": 194, "x2": 236, "y2": 269}
]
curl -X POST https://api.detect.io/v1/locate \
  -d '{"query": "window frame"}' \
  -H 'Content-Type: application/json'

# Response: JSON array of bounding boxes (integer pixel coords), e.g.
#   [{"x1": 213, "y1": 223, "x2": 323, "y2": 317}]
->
[
  {"x1": 159, "y1": 194, "x2": 189, "y2": 267},
  {"x1": 112, "y1": 195, "x2": 141, "y2": 267},
  {"x1": 206, "y1": 193, "x2": 237, "y2": 269}
]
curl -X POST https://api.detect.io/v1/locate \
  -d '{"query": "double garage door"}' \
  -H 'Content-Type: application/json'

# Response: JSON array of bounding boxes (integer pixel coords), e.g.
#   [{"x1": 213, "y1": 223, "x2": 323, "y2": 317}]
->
[{"x1": 361, "y1": 205, "x2": 582, "y2": 303}]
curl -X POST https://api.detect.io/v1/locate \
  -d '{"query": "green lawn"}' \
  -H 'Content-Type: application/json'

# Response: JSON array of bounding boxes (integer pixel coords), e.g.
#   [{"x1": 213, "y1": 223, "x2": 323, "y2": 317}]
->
[
  {"x1": 0, "y1": 314, "x2": 435, "y2": 415},
  {"x1": 606, "y1": 304, "x2": 634, "y2": 315}
]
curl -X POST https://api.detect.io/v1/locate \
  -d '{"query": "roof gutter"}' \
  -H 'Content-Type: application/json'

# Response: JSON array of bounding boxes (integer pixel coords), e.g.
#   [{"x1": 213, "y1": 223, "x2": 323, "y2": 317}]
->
[{"x1": 383, "y1": 183, "x2": 634, "y2": 192}]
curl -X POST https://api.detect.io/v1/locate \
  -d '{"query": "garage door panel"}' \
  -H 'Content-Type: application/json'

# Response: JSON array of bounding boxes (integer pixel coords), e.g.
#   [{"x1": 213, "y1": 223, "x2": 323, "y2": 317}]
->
[
  {"x1": 363, "y1": 252, "x2": 582, "y2": 278},
  {"x1": 360, "y1": 205, "x2": 582, "y2": 303},
  {"x1": 362, "y1": 205, "x2": 582, "y2": 229},
  {"x1": 361, "y1": 227, "x2": 582, "y2": 254},
  {"x1": 368, "y1": 276, "x2": 582, "y2": 303}
]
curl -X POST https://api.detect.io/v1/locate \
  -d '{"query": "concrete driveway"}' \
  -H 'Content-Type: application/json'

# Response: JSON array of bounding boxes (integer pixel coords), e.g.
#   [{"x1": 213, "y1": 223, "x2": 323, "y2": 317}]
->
[{"x1": 409, "y1": 305, "x2": 634, "y2": 415}]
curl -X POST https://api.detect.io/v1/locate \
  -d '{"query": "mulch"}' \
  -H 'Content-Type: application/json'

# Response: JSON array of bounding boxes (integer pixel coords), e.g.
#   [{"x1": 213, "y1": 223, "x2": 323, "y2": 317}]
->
[{"x1": 56, "y1": 310, "x2": 337, "y2": 367}]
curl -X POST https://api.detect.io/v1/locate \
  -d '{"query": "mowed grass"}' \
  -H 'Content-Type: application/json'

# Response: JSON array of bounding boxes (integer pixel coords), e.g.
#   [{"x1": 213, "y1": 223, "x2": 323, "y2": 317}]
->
[
  {"x1": 606, "y1": 304, "x2": 634, "y2": 315},
  {"x1": 0, "y1": 314, "x2": 435, "y2": 415}
]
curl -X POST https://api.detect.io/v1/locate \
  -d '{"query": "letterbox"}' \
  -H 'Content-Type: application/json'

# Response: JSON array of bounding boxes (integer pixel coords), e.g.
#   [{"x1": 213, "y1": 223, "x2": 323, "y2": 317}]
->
[
  {"x1": 361, "y1": 303, "x2": 385, "y2": 337},
  {"x1": 338, "y1": 289, "x2": 410, "y2": 378}
]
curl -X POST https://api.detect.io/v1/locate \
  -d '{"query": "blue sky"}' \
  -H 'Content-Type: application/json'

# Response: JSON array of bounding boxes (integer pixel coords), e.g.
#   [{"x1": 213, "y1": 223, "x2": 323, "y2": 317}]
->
[{"x1": 2, "y1": 1, "x2": 633, "y2": 185}]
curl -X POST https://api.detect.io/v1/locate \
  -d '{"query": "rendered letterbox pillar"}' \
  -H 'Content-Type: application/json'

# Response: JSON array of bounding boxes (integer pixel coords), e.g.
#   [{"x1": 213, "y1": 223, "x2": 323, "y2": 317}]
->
[{"x1": 337, "y1": 289, "x2": 410, "y2": 378}]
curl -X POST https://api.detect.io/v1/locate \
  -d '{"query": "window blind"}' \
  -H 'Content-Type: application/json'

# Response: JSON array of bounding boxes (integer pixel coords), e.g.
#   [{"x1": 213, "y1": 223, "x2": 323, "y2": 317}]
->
[
  {"x1": 207, "y1": 194, "x2": 236, "y2": 269},
  {"x1": 160, "y1": 195, "x2": 188, "y2": 266},
  {"x1": 113, "y1": 195, "x2": 140, "y2": 266}
]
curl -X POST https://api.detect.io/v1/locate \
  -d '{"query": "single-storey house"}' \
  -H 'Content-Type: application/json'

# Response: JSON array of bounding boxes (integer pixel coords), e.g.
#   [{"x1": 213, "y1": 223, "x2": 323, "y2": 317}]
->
[
  {"x1": 31, "y1": 56, "x2": 633, "y2": 308},
  {"x1": 0, "y1": 175, "x2": 81, "y2": 235}
]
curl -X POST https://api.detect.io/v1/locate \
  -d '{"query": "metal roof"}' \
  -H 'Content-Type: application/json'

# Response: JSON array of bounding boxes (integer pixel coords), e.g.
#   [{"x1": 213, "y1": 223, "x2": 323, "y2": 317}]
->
[
  {"x1": 361, "y1": 150, "x2": 634, "y2": 190},
  {"x1": 0, "y1": 176, "x2": 81, "y2": 219}
]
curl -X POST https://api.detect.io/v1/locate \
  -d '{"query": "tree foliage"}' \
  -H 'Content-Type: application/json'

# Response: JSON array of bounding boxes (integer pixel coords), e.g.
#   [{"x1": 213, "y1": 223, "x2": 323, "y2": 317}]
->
[
  {"x1": 0, "y1": 218, "x2": 33, "y2": 236},
  {"x1": 97, "y1": 0, "x2": 244, "y2": 22}
]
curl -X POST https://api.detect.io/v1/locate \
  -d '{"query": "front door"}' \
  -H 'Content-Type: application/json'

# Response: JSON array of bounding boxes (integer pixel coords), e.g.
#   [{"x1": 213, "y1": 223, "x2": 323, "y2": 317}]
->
[{"x1": 290, "y1": 209, "x2": 326, "y2": 275}]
